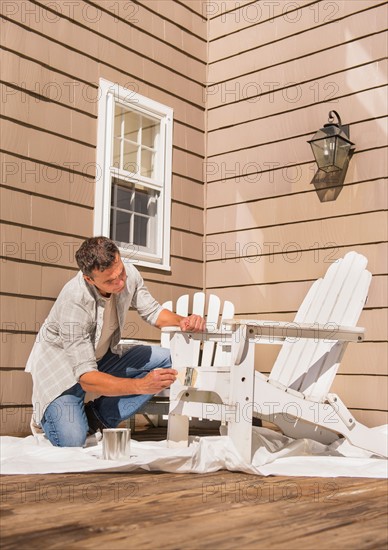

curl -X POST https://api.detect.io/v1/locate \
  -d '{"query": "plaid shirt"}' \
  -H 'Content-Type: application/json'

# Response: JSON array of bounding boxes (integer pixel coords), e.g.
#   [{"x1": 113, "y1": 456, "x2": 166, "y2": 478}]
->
[{"x1": 26, "y1": 262, "x2": 163, "y2": 423}]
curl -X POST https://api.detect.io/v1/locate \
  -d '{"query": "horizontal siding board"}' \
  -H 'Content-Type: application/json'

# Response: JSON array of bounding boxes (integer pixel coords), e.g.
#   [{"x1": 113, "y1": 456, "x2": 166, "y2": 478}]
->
[
  {"x1": 208, "y1": 5, "x2": 388, "y2": 82},
  {"x1": 206, "y1": 148, "x2": 387, "y2": 207},
  {"x1": 0, "y1": 334, "x2": 36, "y2": 370},
  {"x1": 91, "y1": 0, "x2": 207, "y2": 43},
  {"x1": 207, "y1": 59, "x2": 388, "y2": 129},
  {"x1": 135, "y1": 0, "x2": 207, "y2": 39},
  {"x1": 206, "y1": 275, "x2": 387, "y2": 316},
  {"x1": 206, "y1": 243, "x2": 388, "y2": 288},
  {"x1": 209, "y1": 1, "x2": 384, "y2": 58},
  {"x1": 209, "y1": 0, "x2": 377, "y2": 40},
  {"x1": 3, "y1": 1, "x2": 206, "y2": 89},
  {"x1": 331, "y1": 374, "x2": 387, "y2": 411},
  {"x1": 207, "y1": 94, "x2": 387, "y2": 156},
  {"x1": 1, "y1": 20, "x2": 99, "y2": 84},
  {"x1": 205, "y1": 211, "x2": 388, "y2": 260},
  {"x1": 171, "y1": 229, "x2": 204, "y2": 262},
  {"x1": 174, "y1": 122, "x2": 205, "y2": 158},
  {"x1": 1, "y1": 83, "x2": 96, "y2": 146},
  {"x1": 207, "y1": 32, "x2": 387, "y2": 108},
  {"x1": 0, "y1": 406, "x2": 32, "y2": 436},
  {"x1": 0, "y1": 371, "x2": 33, "y2": 405},
  {"x1": 172, "y1": 176, "x2": 204, "y2": 209},
  {"x1": 206, "y1": 122, "x2": 387, "y2": 184},
  {"x1": 95, "y1": 64, "x2": 205, "y2": 130},
  {"x1": 171, "y1": 202, "x2": 204, "y2": 235},
  {"x1": 252, "y1": 341, "x2": 388, "y2": 377},
  {"x1": 0, "y1": 153, "x2": 95, "y2": 208},
  {"x1": 173, "y1": 148, "x2": 204, "y2": 182},
  {"x1": 0, "y1": 188, "x2": 93, "y2": 236},
  {"x1": 1, "y1": 48, "x2": 205, "y2": 132},
  {"x1": 1, "y1": 119, "x2": 96, "y2": 174},
  {"x1": 206, "y1": 178, "x2": 387, "y2": 234},
  {"x1": 0, "y1": 49, "x2": 98, "y2": 116},
  {"x1": 1, "y1": 22, "x2": 206, "y2": 128}
]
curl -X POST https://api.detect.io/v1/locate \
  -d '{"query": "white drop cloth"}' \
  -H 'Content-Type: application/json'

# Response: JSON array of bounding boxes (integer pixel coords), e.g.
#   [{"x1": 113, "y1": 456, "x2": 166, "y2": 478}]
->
[{"x1": 1, "y1": 427, "x2": 387, "y2": 477}]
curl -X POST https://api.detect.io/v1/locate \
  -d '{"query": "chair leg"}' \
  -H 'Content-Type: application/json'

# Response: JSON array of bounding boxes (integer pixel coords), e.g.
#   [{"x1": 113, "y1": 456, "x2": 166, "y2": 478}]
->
[{"x1": 167, "y1": 414, "x2": 190, "y2": 448}]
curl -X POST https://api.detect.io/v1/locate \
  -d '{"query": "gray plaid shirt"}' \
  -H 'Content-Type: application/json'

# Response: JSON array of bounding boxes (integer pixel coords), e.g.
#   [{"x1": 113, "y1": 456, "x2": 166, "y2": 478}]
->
[{"x1": 26, "y1": 262, "x2": 163, "y2": 423}]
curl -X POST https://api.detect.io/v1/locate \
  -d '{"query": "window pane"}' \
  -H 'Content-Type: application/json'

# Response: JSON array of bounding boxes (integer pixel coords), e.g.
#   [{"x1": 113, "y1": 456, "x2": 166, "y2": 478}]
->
[
  {"x1": 141, "y1": 148, "x2": 155, "y2": 178},
  {"x1": 116, "y1": 186, "x2": 133, "y2": 210},
  {"x1": 115, "y1": 210, "x2": 132, "y2": 243},
  {"x1": 123, "y1": 142, "x2": 138, "y2": 174},
  {"x1": 123, "y1": 110, "x2": 140, "y2": 142},
  {"x1": 142, "y1": 117, "x2": 159, "y2": 148},
  {"x1": 134, "y1": 215, "x2": 148, "y2": 247},
  {"x1": 134, "y1": 188, "x2": 149, "y2": 214}
]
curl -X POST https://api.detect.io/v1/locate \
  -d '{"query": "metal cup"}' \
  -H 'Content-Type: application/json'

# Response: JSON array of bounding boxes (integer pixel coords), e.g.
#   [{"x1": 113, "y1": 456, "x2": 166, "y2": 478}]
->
[{"x1": 102, "y1": 428, "x2": 131, "y2": 460}]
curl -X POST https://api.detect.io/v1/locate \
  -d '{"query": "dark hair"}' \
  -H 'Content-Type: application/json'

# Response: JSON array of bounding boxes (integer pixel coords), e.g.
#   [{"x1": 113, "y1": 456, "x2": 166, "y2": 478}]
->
[{"x1": 75, "y1": 237, "x2": 119, "y2": 278}]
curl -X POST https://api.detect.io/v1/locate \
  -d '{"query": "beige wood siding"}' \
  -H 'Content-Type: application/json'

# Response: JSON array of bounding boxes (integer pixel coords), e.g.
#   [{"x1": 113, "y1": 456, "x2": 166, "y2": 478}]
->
[
  {"x1": 205, "y1": 0, "x2": 388, "y2": 427},
  {"x1": 1, "y1": 0, "x2": 386, "y2": 435},
  {"x1": 0, "y1": 0, "x2": 206, "y2": 434}
]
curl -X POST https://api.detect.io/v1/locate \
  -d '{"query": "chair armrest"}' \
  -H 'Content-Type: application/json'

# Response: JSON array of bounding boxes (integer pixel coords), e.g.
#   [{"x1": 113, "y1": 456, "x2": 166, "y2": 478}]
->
[{"x1": 222, "y1": 319, "x2": 365, "y2": 343}]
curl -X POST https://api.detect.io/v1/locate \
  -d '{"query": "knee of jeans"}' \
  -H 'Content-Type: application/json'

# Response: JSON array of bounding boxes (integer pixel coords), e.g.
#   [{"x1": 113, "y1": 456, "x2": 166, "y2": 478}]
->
[
  {"x1": 45, "y1": 424, "x2": 88, "y2": 448},
  {"x1": 153, "y1": 347, "x2": 171, "y2": 368}
]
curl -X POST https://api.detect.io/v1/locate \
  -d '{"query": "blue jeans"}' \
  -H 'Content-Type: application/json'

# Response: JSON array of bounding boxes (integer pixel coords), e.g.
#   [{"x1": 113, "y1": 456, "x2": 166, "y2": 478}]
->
[{"x1": 41, "y1": 345, "x2": 171, "y2": 447}]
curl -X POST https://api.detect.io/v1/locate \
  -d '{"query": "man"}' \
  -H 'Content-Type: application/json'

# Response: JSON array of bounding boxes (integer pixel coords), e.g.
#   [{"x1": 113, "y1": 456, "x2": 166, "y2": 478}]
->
[{"x1": 26, "y1": 236, "x2": 205, "y2": 447}]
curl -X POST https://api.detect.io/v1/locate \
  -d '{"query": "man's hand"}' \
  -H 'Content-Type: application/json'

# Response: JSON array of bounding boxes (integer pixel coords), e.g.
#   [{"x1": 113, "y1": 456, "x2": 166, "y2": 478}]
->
[
  {"x1": 155, "y1": 309, "x2": 206, "y2": 332},
  {"x1": 179, "y1": 314, "x2": 206, "y2": 332},
  {"x1": 138, "y1": 368, "x2": 178, "y2": 394}
]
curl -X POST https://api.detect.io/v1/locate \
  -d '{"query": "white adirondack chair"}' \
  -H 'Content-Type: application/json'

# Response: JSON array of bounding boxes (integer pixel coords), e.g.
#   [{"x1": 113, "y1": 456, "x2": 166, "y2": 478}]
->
[
  {"x1": 124, "y1": 292, "x2": 235, "y2": 428},
  {"x1": 166, "y1": 252, "x2": 387, "y2": 462}
]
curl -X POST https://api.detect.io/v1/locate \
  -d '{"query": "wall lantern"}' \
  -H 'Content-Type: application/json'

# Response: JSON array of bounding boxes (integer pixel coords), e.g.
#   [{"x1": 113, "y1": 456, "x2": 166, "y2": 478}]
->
[{"x1": 308, "y1": 110, "x2": 355, "y2": 201}]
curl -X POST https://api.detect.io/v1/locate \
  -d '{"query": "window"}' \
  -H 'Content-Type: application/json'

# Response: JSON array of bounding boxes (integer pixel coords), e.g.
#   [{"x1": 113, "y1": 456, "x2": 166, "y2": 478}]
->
[{"x1": 95, "y1": 79, "x2": 173, "y2": 270}]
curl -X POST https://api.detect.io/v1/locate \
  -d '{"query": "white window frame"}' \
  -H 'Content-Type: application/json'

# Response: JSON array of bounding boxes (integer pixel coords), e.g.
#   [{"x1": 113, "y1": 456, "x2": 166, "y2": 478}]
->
[{"x1": 94, "y1": 78, "x2": 173, "y2": 270}]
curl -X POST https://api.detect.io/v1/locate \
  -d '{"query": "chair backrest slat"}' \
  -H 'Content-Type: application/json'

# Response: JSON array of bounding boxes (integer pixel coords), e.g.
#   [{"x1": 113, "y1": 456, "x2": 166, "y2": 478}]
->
[{"x1": 269, "y1": 252, "x2": 371, "y2": 401}]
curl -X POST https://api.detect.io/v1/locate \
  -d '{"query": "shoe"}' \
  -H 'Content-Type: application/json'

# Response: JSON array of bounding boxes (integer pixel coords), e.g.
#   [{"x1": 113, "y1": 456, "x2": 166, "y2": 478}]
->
[{"x1": 84, "y1": 402, "x2": 106, "y2": 435}]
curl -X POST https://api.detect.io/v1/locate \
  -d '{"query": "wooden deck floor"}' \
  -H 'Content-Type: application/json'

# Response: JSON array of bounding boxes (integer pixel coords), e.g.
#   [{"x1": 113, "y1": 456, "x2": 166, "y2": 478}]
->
[{"x1": 1, "y1": 424, "x2": 387, "y2": 550}]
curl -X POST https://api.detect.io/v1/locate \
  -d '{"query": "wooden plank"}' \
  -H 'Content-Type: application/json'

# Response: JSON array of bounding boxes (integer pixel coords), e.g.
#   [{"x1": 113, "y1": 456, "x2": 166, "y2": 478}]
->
[
  {"x1": 332, "y1": 374, "x2": 387, "y2": 411},
  {"x1": 208, "y1": 60, "x2": 388, "y2": 131},
  {"x1": 3, "y1": 1, "x2": 205, "y2": 101},
  {"x1": 135, "y1": 0, "x2": 207, "y2": 39},
  {"x1": 0, "y1": 48, "x2": 98, "y2": 115},
  {"x1": 1, "y1": 119, "x2": 96, "y2": 173},
  {"x1": 209, "y1": 275, "x2": 387, "y2": 316},
  {"x1": 207, "y1": 32, "x2": 387, "y2": 108},
  {"x1": 172, "y1": 201, "x2": 204, "y2": 235},
  {"x1": 206, "y1": 179, "x2": 387, "y2": 234},
  {"x1": 92, "y1": 0, "x2": 207, "y2": 53},
  {"x1": 0, "y1": 334, "x2": 37, "y2": 370},
  {"x1": 206, "y1": 148, "x2": 387, "y2": 207},
  {"x1": 208, "y1": 0, "x2": 379, "y2": 41},
  {"x1": 0, "y1": 370, "x2": 33, "y2": 405},
  {"x1": 208, "y1": 97, "x2": 387, "y2": 157},
  {"x1": 204, "y1": 211, "x2": 388, "y2": 261},
  {"x1": 1, "y1": 152, "x2": 95, "y2": 208},
  {"x1": 0, "y1": 457, "x2": 387, "y2": 549},
  {"x1": 1, "y1": 224, "x2": 84, "y2": 268},
  {"x1": 1, "y1": 83, "x2": 96, "y2": 146},
  {"x1": 206, "y1": 125, "x2": 386, "y2": 185},
  {"x1": 208, "y1": 5, "x2": 387, "y2": 82},
  {"x1": 0, "y1": 188, "x2": 93, "y2": 237},
  {"x1": 206, "y1": 243, "x2": 388, "y2": 289}
]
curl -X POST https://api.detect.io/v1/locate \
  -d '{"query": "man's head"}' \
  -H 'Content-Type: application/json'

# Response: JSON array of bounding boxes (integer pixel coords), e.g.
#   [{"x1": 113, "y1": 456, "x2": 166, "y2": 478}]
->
[{"x1": 75, "y1": 237, "x2": 127, "y2": 296}]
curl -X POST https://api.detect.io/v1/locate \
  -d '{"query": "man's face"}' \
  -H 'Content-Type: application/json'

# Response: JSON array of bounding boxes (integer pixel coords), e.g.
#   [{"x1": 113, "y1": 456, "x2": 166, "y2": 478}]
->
[{"x1": 84, "y1": 254, "x2": 127, "y2": 297}]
